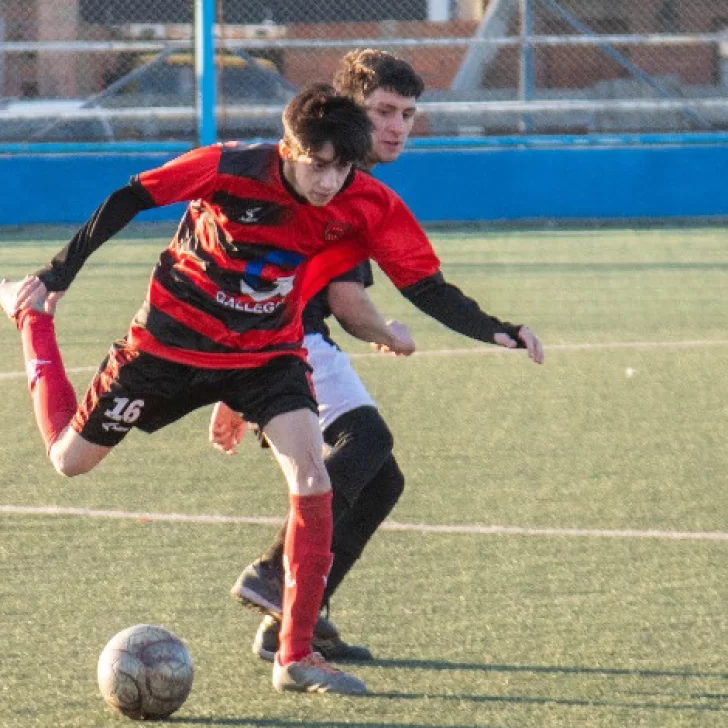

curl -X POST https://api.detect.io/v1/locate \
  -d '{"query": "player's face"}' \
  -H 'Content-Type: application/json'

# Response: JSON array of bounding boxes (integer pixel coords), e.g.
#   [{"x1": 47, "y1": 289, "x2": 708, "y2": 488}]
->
[
  {"x1": 364, "y1": 88, "x2": 417, "y2": 166},
  {"x1": 284, "y1": 142, "x2": 353, "y2": 207}
]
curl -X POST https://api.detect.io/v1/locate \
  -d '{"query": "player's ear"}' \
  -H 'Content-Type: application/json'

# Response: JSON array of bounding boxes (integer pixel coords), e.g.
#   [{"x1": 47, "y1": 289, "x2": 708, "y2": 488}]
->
[{"x1": 279, "y1": 140, "x2": 293, "y2": 160}]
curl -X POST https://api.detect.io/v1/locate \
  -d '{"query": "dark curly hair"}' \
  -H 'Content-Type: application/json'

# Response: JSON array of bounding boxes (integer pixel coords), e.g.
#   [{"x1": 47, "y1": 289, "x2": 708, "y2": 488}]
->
[
  {"x1": 282, "y1": 83, "x2": 373, "y2": 165},
  {"x1": 333, "y1": 48, "x2": 425, "y2": 105}
]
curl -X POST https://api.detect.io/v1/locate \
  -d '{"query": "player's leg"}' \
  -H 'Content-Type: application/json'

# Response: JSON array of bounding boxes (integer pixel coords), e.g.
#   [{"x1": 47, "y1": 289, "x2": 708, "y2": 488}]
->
[
  {"x1": 231, "y1": 334, "x2": 384, "y2": 610},
  {"x1": 259, "y1": 407, "x2": 366, "y2": 694},
  {"x1": 0, "y1": 285, "x2": 111, "y2": 474},
  {"x1": 324, "y1": 452, "x2": 405, "y2": 602},
  {"x1": 1, "y1": 287, "x2": 77, "y2": 447},
  {"x1": 224, "y1": 356, "x2": 366, "y2": 693},
  {"x1": 262, "y1": 409, "x2": 332, "y2": 662},
  {"x1": 51, "y1": 342, "x2": 205, "y2": 476},
  {"x1": 233, "y1": 336, "x2": 391, "y2": 661}
]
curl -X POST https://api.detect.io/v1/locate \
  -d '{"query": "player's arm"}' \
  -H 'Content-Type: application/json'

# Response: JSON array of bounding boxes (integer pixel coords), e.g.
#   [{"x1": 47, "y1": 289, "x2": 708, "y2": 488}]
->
[
  {"x1": 327, "y1": 281, "x2": 415, "y2": 356},
  {"x1": 366, "y1": 188, "x2": 544, "y2": 365},
  {"x1": 16, "y1": 145, "x2": 222, "y2": 311},
  {"x1": 38, "y1": 183, "x2": 156, "y2": 290},
  {"x1": 12, "y1": 183, "x2": 156, "y2": 312},
  {"x1": 401, "y1": 273, "x2": 544, "y2": 364}
]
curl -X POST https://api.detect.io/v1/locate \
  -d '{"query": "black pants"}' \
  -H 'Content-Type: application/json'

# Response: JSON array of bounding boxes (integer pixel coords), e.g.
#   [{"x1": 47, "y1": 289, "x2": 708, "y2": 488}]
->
[{"x1": 261, "y1": 405, "x2": 405, "y2": 603}]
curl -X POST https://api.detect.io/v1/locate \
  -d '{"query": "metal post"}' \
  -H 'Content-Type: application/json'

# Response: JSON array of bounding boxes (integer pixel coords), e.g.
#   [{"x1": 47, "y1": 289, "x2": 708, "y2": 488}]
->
[
  {"x1": 195, "y1": 0, "x2": 217, "y2": 146},
  {"x1": 0, "y1": 13, "x2": 5, "y2": 100},
  {"x1": 427, "y1": 0, "x2": 450, "y2": 22},
  {"x1": 519, "y1": 0, "x2": 534, "y2": 132}
]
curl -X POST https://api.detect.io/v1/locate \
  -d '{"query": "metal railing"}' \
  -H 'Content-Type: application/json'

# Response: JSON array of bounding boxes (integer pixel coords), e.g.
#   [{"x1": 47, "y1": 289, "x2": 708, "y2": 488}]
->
[{"x1": 1, "y1": 0, "x2": 727, "y2": 147}]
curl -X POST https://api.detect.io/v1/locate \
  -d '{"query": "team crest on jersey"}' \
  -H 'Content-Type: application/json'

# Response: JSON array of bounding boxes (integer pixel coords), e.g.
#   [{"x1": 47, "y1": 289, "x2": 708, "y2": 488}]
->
[{"x1": 324, "y1": 221, "x2": 353, "y2": 242}]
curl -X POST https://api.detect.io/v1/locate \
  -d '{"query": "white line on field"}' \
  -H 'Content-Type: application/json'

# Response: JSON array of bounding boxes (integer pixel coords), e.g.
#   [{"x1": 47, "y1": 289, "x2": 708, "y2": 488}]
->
[
  {"x1": 0, "y1": 365, "x2": 96, "y2": 381},
  {"x1": 1, "y1": 339, "x2": 727, "y2": 380},
  {"x1": 356, "y1": 339, "x2": 728, "y2": 359},
  {"x1": 1, "y1": 504, "x2": 726, "y2": 541}
]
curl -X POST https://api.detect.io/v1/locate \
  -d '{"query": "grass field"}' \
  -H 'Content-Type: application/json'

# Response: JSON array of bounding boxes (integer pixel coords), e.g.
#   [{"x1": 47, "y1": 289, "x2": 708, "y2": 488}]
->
[{"x1": 1, "y1": 224, "x2": 727, "y2": 727}]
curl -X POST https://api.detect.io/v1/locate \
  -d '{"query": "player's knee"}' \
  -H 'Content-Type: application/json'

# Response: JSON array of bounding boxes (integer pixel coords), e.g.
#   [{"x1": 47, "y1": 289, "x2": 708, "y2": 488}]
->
[
  {"x1": 324, "y1": 406, "x2": 395, "y2": 501},
  {"x1": 387, "y1": 458, "x2": 405, "y2": 501},
  {"x1": 50, "y1": 453, "x2": 87, "y2": 477},
  {"x1": 302, "y1": 456, "x2": 331, "y2": 493},
  {"x1": 325, "y1": 406, "x2": 394, "y2": 460},
  {"x1": 49, "y1": 444, "x2": 97, "y2": 477},
  {"x1": 286, "y1": 439, "x2": 331, "y2": 494},
  {"x1": 374, "y1": 455, "x2": 405, "y2": 508}
]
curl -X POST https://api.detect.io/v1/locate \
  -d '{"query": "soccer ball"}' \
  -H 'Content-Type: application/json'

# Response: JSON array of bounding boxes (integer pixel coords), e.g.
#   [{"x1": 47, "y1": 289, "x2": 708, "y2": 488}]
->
[{"x1": 97, "y1": 624, "x2": 194, "y2": 720}]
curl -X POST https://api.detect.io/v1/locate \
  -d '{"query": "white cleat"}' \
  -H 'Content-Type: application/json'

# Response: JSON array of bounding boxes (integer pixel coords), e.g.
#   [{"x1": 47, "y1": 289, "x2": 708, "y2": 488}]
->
[
  {"x1": 272, "y1": 652, "x2": 368, "y2": 695},
  {"x1": 0, "y1": 278, "x2": 23, "y2": 319}
]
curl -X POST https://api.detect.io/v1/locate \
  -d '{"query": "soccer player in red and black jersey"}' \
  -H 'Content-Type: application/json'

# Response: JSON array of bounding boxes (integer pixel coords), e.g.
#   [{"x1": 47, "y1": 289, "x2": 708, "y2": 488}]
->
[
  {"x1": 215, "y1": 50, "x2": 544, "y2": 665},
  {"x1": 216, "y1": 50, "x2": 426, "y2": 663},
  {"x1": 1, "y1": 83, "x2": 542, "y2": 695}
]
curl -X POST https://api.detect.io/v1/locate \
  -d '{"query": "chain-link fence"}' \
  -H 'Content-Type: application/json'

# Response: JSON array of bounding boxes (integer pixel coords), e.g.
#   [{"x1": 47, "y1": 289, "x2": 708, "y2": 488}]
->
[{"x1": 2, "y1": 0, "x2": 728, "y2": 144}]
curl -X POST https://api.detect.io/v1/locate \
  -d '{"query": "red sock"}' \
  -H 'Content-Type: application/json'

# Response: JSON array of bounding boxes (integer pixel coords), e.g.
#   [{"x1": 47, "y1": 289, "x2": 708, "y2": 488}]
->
[
  {"x1": 17, "y1": 310, "x2": 78, "y2": 453},
  {"x1": 278, "y1": 491, "x2": 333, "y2": 665}
]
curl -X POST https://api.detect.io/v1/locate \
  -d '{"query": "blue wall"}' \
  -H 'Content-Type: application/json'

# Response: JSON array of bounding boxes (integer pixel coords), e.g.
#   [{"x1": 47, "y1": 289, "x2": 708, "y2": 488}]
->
[
  {"x1": 2, "y1": 134, "x2": 728, "y2": 226},
  {"x1": 0, "y1": 152, "x2": 187, "y2": 225},
  {"x1": 377, "y1": 139, "x2": 728, "y2": 222}
]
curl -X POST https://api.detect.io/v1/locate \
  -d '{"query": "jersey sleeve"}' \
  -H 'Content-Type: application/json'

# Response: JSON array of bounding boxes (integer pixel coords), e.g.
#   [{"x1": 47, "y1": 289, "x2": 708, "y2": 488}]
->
[
  {"x1": 34, "y1": 183, "x2": 156, "y2": 291},
  {"x1": 401, "y1": 273, "x2": 525, "y2": 346},
  {"x1": 362, "y1": 182, "x2": 523, "y2": 348},
  {"x1": 135, "y1": 144, "x2": 222, "y2": 206},
  {"x1": 330, "y1": 261, "x2": 374, "y2": 287},
  {"x1": 365, "y1": 190, "x2": 441, "y2": 289}
]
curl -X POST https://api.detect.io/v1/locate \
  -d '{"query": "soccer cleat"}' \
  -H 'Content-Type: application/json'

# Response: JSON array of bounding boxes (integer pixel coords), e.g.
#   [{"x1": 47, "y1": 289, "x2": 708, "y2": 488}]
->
[
  {"x1": 272, "y1": 652, "x2": 367, "y2": 695},
  {"x1": 230, "y1": 558, "x2": 284, "y2": 617},
  {"x1": 0, "y1": 278, "x2": 49, "y2": 320},
  {"x1": 252, "y1": 615, "x2": 280, "y2": 662},
  {"x1": 252, "y1": 614, "x2": 373, "y2": 663},
  {"x1": 0, "y1": 279, "x2": 23, "y2": 319},
  {"x1": 312, "y1": 615, "x2": 373, "y2": 662}
]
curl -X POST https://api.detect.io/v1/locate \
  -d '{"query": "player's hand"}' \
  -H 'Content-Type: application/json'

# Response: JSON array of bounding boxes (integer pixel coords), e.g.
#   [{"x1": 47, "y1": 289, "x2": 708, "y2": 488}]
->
[
  {"x1": 44, "y1": 291, "x2": 65, "y2": 315},
  {"x1": 371, "y1": 320, "x2": 416, "y2": 356},
  {"x1": 209, "y1": 402, "x2": 246, "y2": 455},
  {"x1": 493, "y1": 326, "x2": 544, "y2": 365},
  {"x1": 12, "y1": 275, "x2": 63, "y2": 316},
  {"x1": 517, "y1": 326, "x2": 544, "y2": 364}
]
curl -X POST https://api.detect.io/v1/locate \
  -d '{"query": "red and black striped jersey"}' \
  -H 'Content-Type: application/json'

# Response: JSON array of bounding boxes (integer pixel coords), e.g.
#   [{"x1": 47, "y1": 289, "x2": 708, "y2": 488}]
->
[{"x1": 126, "y1": 142, "x2": 440, "y2": 369}]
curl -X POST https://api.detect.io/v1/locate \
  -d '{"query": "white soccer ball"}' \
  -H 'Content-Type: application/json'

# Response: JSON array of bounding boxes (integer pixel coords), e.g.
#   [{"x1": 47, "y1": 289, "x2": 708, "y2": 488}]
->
[{"x1": 97, "y1": 624, "x2": 194, "y2": 720}]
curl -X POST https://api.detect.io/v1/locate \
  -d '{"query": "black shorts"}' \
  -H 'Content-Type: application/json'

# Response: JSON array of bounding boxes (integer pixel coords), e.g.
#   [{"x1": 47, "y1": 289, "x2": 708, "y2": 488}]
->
[{"x1": 72, "y1": 339, "x2": 317, "y2": 447}]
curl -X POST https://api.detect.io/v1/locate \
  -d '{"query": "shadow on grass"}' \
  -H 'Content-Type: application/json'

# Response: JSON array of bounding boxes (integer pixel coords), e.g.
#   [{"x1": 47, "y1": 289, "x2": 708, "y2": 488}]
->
[
  {"x1": 164, "y1": 660, "x2": 728, "y2": 725},
  {"x1": 371, "y1": 658, "x2": 728, "y2": 681},
  {"x1": 166, "y1": 690, "x2": 726, "y2": 728},
  {"x1": 167, "y1": 693, "x2": 726, "y2": 727},
  {"x1": 372, "y1": 691, "x2": 727, "y2": 713}
]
